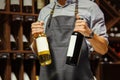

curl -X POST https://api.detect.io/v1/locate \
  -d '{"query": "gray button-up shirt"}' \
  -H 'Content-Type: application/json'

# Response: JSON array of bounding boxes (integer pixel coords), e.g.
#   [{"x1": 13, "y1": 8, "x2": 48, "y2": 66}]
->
[{"x1": 37, "y1": 0, "x2": 108, "y2": 52}]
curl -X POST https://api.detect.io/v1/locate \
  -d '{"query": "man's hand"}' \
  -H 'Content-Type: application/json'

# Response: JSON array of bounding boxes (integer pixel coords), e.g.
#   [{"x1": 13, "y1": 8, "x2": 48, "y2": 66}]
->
[
  {"x1": 31, "y1": 21, "x2": 44, "y2": 37},
  {"x1": 74, "y1": 15, "x2": 92, "y2": 37},
  {"x1": 30, "y1": 21, "x2": 44, "y2": 53},
  {"x1": 74, "y1": 15, "x2": 108, "y2": 55}
]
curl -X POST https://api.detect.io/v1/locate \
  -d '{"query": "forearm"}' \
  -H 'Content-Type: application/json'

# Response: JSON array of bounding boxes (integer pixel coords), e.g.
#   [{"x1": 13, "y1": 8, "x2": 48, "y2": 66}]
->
[{"x1": 87, "y1": 33, "x2": 108, "y2": 55}]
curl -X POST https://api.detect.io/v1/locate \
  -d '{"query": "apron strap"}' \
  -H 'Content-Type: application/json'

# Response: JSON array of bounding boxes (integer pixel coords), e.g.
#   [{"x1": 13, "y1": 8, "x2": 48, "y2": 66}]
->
[
  {"x1": 47, "y1": 2, "x2": 56, "y2": 27},
  {"x1": 75, "y1": 0, "x2": 79, "y2": 16},
  {"x1": 75, "y1": 1, "x2": 83, "y2": 20}
]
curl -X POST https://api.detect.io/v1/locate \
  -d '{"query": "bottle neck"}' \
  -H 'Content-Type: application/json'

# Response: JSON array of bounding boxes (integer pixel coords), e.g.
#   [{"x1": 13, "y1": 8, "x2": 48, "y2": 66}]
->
[{"x1": 33, "y1": 33, "x2": 46, "y2": 38}]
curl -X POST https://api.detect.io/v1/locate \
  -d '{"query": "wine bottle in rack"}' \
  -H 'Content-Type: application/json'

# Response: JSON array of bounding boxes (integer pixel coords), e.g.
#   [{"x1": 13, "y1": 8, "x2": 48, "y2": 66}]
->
[
  {"x1": 114, "y1": 27, "x2": 118, "y2": 37},
  {"x1": 35, "y1": 0, "x2": 45, "y2": 14},
  {"x1": 0, "y1": 0, "x2": 6, "y2": 11},
  {"x1": 23, "y1": 34, "x2": 31, "y2": 50},
  {"x1": 116, "y1": 43, "x2": 120, "y2": 54},
  {"x1": 66, "y1": 31, "x2": 83, "y2": 66},
  {"x1": 0, "y1": 23, "x2": 4, "y2": 50},
  {"x1": 117, "y1": 42, "x2": 120, "y2": 56},
  {"x1": 10, "y1": 0, "x2": 20, "y2": 12},
  {"x1": 101, "y1": 53, "x2": 113, "y2": 63},
  {"x1": 24, "y1": 72, "x2": 30, "y2": 80},
  {"x1": 10, "y1": 34, "x2": 18, "y2": 50},
  {"x1": 34, "y1": 32, "x2": 52, "y2": 66},
  {"x1": 0, "y1": 37, "x2": 3, "y2": 50},
  {"x1": 23, "y1": 0, "x2": 32, "y2": 13},
  {"x1": 109, "y1": 27, "x2": 114, "y2": 37},
  {"x1": 36, "y1": 59, "x2": 40, "y2": 80},
  {"x1": 0, "y1": 76, "x2": 2, "y2": 80},
  {"x1": 11, "y1": 72, "x2": 17, "y2": 80}
]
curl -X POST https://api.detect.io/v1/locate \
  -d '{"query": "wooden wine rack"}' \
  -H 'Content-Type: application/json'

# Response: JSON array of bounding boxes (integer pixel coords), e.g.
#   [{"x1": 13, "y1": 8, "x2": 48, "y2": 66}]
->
[{"x1": 0, "y1": 0, "x2": 41, "y2": 80}]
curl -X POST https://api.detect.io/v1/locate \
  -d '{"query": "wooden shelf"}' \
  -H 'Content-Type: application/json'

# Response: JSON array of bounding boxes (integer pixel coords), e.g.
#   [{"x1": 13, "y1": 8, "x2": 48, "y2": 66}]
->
[
  {"x1": 109, "y1": 37, "x2": 120, "y2": 42},
  {"x1": 0, "y1": 11, "x2": 38, "y2": 16},
  {"x1": 0, "y1": 50, "x2": 33, "y2": 53}
]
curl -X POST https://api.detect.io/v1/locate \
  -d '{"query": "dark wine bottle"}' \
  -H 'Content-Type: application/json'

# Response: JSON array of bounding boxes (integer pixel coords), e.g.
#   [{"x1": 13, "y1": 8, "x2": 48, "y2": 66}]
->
[
  {"x1": 0, "y1": 37, "x2": 3, "y2": 50},
  {"x1": 0, "y1": 0, "x2": 6, "y2": 11},
  {"x1": 11, "y1": 72, "x2": 17, "y2": 80},
  {"x1": 35, "y1": 0, "x2": 45, "y2": 14},
  {"x1": 10, "y1": 0, "x2": 20, "y2": 12},
  {"x1": 24, "y1": 72, "x2": 30, "y2": 80},
  {"x1": 23, "y1": 34, "x2": 31, "y2": 50},
  {"x1": 23, "y1": 0, "x2": 32, "y2": 13},
  {"x1": 0, "y1": 76, "x2": 2, "y2": 80},
  {"x1": 66, "y1": 31, "x2": 83, "y2": 66},
  {"x1": 35, "y1": 59, "x2": 40, "y2": 80},
  {"x1": 10, "y1": 34, "x2": 18, "y2": 50}
]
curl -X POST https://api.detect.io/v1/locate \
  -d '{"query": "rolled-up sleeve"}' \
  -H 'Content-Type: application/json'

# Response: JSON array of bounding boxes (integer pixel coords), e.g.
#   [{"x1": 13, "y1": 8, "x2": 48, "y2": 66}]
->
[
  {"x1": 90, "y1": 3, "x2": 108, "y2": 39},
  {"x1": 87, "y1": 3, "x2": 109, "y2": 52}
]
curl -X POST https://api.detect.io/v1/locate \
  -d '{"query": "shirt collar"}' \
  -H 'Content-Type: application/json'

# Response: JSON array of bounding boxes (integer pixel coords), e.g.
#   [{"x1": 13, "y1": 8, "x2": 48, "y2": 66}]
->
[{"x1": 55, "y1": 0, "x2": 76, "y2": 7}]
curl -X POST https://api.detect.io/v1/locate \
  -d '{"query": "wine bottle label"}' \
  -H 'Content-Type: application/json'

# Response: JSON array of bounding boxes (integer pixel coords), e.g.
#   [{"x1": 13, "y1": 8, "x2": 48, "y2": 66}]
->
[
  {"x1": 11, "y1": 72, "x2": 17, "y2": 80},
  {"x1": 37, "y1": 0, "x2": 45, "y2": 9},
  {"x1": 0, "y1": 75, "x2": 2, "y2": 80},
  {"x1": 24, "y1": 72, "x2": 30, "y2": 80},
  {"x1": 23, "y1": 35, "x2": 28, "y2": 42},
  {"x1": 0, "y1": 76, "x2": 2, "y2": 80},
  {"x1": 36, "y1": 37, "x2": 49, "y2": 53},
  {"x1": 10, "y1": 34, "x2": 16, "y2": 42},
  {"x1": 23, "y1": 0, "x2": 32, "y2": 6},
  {"x1": 10, "y1": 0, "x2": 19, "y2": 5},
  {"x1": 67, "y1": 35, "x2": 77, "y2": 57},
  {"x1": 0, "y1": 0, "x2": 6, "y2": 9}
]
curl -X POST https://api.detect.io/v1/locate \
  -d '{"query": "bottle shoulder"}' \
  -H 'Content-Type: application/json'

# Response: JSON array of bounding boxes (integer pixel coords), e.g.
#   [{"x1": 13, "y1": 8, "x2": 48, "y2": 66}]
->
[
  {"x1": 72, "y1": 32, "x2": 83, "y2": 37},
  {"x1": 72, "y1": 31, "x2": 79, "y2": 35}
]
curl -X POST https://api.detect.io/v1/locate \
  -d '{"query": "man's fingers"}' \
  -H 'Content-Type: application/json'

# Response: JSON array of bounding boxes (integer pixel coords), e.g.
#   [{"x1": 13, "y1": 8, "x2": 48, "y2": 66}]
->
[
  {"x1": 37, "y1": 21, "x2": 44, "y2": 26},
  {"x1": 76, "y1": 14, "x2": 84, "y2": 20},
  {"x1": 76, "y1": 14, "x2": 81, "y2": 20}
]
